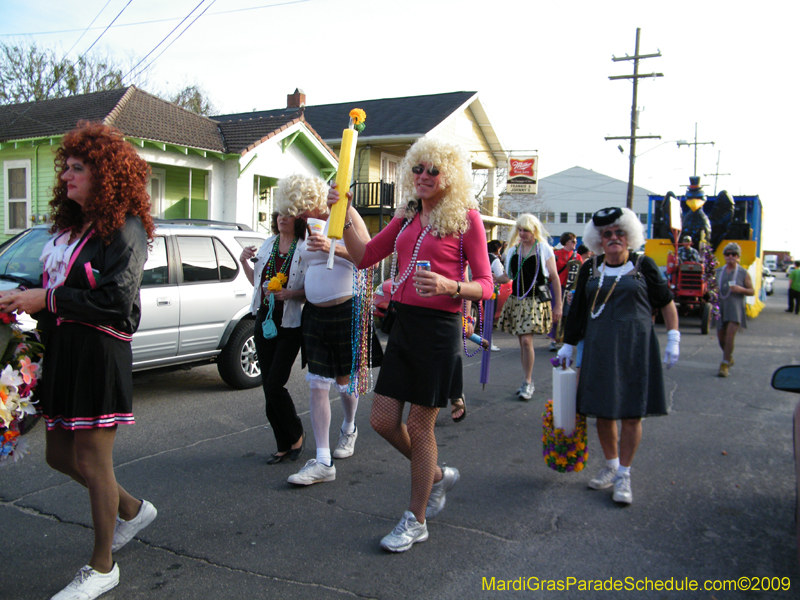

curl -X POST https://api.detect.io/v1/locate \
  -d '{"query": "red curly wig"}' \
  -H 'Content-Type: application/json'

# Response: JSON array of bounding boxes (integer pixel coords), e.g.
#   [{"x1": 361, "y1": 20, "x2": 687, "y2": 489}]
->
[{"x1": 50, "y1": 121, "x2": 156, "y2": 243}]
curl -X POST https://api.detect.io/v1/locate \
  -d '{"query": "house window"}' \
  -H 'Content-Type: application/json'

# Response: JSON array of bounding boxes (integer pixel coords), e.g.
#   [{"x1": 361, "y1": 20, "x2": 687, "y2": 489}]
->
[
  {"x1": 4, "y1": 160, "x2": 31, "y2": 232},
  {"x1": 576, "y1": 213, "x2": 584, "y2": 224},
  {"x1": 539, "y1": 212, "x2": 555, "y2": 223},
  {"x1": 149, "y1": 168, "x2": 166, "y2": 218},
  {"x1": 639, "y1": 213, "x2": 648, "y2": 225},
  {"x1": 560, "y1": 212, "x2": 569, "y2": 223}
]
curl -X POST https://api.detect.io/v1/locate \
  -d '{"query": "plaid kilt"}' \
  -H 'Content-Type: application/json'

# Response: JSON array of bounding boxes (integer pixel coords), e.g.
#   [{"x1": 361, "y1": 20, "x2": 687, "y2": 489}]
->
[{"x1": 301, "y1": 299, "x2": 354, "y2": 379}]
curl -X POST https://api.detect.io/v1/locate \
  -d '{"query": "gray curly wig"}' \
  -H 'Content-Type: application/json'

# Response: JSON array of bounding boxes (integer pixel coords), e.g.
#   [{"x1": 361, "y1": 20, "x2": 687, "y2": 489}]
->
[{"x1": 582, "y1": 207, "x2": 646, "y2": 255}]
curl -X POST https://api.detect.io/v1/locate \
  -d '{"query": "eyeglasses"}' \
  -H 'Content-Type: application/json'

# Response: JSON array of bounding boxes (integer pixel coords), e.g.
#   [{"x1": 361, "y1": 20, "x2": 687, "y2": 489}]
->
[
  {"x1": 601, "y1": 229, "x2": 627, "y2": 239},
  {"x1": 724, "y1": 252, "x2": 739, "y2": 257},
  {"x1": 411, "y1": 164, "x2": 440, "y2": 177}
]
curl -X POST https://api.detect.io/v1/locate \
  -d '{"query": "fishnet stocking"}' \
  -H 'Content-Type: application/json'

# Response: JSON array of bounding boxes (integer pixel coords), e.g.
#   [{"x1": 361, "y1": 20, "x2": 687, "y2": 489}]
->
[{"x1": 371, "y1": 394, "x2": 442, "y2": 523}]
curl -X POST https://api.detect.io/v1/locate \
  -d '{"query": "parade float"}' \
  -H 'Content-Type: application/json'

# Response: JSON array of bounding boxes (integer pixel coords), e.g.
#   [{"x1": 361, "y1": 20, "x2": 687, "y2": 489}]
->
[{"x1": 645, "y1": 176, "x2": 765, "y2": 333}]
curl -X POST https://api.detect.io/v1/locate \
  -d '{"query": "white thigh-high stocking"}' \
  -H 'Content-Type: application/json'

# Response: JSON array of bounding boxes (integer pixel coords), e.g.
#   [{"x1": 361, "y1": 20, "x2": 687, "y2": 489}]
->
[
  {"x1": 337, "y1": 383, "x2": 358, "y2": 435},
  {"x1": 307, "y1": 374, "x2": 332, "y2": 466}
]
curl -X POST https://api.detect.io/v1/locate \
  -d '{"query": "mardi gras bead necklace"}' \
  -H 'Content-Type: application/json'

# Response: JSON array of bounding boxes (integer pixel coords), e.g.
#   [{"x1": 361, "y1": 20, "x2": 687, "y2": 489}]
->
[
  {"x1": 262, "y1": 236, "x2": 297, "y2": 303},
  {"x1": 389, "y1": 219, "x2": 432, "y2": 296},
  {"x1": 717, "y1": 264, "x2": 740, "y2": 301},
  {"x1": 348, "y1": 264, "x2": 376, "y2": 396},
  {"x1": 513, "y1": 242, "x2": 540, "y2": 299},
  {"x1": 589, "y1": 262, "x2": 625, "y2": 319}
]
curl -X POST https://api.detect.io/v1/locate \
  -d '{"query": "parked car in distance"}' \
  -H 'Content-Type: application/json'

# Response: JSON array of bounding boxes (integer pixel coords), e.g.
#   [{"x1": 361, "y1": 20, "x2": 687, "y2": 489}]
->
[
  {"x1": 0, "y1": 220, "x2": 268, "y2": 389},
  {"x1": 787, "y1": 265, "x2": 797, "y2": 278},
  {"x1": 763, "y1": 267, "x2": 775, "y2": 296}
]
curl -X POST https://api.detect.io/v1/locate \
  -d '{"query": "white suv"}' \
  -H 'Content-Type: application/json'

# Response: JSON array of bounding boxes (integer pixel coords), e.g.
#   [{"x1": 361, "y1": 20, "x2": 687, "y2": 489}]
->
[{"x1": 0, "y1": 220, "x2": 268, "y2": 389}]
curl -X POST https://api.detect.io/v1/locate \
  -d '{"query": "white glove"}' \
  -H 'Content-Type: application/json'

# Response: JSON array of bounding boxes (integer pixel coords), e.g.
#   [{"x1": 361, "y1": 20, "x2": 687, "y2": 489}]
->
[
  {"x1": 664, "y1": 329, "x2": 680, "y2": 369},
  {"x1": 556, "y1": 344, "x2": 574, "y2": 368}
]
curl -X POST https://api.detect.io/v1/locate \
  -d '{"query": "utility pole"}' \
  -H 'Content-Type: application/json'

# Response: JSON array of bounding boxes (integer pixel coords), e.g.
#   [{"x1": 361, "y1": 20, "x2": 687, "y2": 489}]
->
[
  {"x1": 605, "y1": 28, "x2": 663, "y2": 209},
  {"x1": 677, "y1": 122, "x2": 715, "y2": 177},
  {"x1": 703, "y1": 150, "x2": 730, "y2": 196}
]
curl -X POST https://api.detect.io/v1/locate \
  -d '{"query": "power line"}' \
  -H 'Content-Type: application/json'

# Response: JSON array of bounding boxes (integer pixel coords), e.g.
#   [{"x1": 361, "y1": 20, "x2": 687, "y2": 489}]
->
[
  {"x1": 0, "y1": 1, "x2": 314, "y2": 37},
  {"x1": 64, "y1": 0, "x2": 114, "y2": 58},
  {"x1": 121, "y1": 0, "x2": 209, "y2": 83},
  {"x1": 79, "y1": 0, "x2": 134, "y2": 57}
]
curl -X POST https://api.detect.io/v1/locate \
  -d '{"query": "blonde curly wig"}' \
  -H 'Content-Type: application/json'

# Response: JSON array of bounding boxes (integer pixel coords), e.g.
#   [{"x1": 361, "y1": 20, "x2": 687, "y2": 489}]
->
[
  {"x1": 507, "y1": 213, "x2": 550, "y2": 248},
  {"x1": 397, "y1": 137, "x2": 478, "y2": 237},
  {"x1": 582, "y1": 207, "x2": 645, "y2": 255},
  {"x1": 274, "y1": 173, "x2": 329, "y2": 217}
]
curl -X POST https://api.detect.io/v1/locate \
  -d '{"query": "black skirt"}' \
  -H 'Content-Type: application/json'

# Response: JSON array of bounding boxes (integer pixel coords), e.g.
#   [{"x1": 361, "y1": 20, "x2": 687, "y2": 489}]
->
[
  {"x1": 37, "y1": 322, "x2": 134, "y2": 430},
  {"x1": 374, "y1": 302, "x2": 462, "y2": 408}
]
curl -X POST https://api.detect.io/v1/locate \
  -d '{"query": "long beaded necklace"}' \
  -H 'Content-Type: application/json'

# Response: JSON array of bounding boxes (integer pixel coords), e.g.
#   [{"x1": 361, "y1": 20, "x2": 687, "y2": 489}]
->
[
  {"x1": 458, "y1": 233, "x2": 483, "y2": 358},
  {"x1": 513, "y1": 242, "x2": 540, "y2": 299},
  {"x1": 348, "y1": 264, "x2": 376, "y2": 395},
  {"x1": 261, "y1": 236, "x2": 298, "y2": 305},
  {"x1": 389, "y1": 219, "x2": 432, "y2": 296},
  {"x1": 589, "y1": 261, "x2": 626, "y2": 319},
  {"x1": 717, "y1": 264, "x2": 739, "y2": 301}
]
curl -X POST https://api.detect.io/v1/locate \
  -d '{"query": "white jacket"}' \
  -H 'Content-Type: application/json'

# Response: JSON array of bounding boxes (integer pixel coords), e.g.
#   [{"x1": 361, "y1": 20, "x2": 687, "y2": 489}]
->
[{"x1": 248, "y1": 235, "x2": 306, "y2": 328}]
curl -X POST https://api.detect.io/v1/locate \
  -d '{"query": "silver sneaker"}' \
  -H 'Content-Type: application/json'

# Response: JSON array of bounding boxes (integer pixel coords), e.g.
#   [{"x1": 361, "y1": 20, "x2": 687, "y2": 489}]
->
[
  {"x1": 516, "y1": 381, "x2": 527, "y2": 395},
  {"x1": 519, "y1": 381, "x2": 534, "y2": 400},
  {"x1": 588, "y1": 466, "x2": 617, "y2": 490},
  {"x1": 380, "y1": 510, "x2": 428, "y2": 552},
  {"x1": 332, "y1": 426, "x2": 358, "y2": 459},
  {"x1": 112, "y1": 499, "x2": 157, "y2": 552},
  {"x1": 51, "y1": 564, "x2": 119, "y2": 600},
  {"x1": 287, "y1": 459, "x2": 336, "y2": 485},
  {"x1": 613, "y1": 473, "x2": 633, "y2": 504},
  {"x1": 426, "y1": 466, "x2": 460, "y2": 518}
]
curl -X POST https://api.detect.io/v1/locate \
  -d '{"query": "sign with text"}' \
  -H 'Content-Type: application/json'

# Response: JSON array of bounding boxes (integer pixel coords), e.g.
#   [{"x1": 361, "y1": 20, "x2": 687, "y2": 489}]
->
[{"x1": 507, "y1": 156, "x2": 538, "y2": 194}]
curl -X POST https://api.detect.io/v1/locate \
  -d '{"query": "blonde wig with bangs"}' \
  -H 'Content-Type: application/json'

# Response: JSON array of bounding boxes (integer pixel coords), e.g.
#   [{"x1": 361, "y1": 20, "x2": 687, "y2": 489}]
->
[
  {"x1": 582, "y1": 207, "x2": 646, "y2": 255},
  {"x1": 397, "y1": 137, "x2": 478, "y2": 237},
  {"x1": 274, "y1": 173, "x2": 330, "y2": 217},
  {"x1": 508, "y1": 213, "x2": 550, "y2": 248}
]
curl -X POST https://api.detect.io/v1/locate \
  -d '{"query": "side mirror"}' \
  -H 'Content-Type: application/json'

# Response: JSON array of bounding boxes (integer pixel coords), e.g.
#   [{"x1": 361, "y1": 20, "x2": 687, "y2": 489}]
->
[{"x1": 771, "y1": 366, "x2": 800, "y2": 394}]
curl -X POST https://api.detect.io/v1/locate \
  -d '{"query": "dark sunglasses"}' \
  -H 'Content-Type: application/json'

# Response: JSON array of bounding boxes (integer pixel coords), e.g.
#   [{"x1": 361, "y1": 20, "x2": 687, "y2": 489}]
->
[
  {"x1": 601, "y1": 229, "x2": 627, "y2": 239},
  {"x1": 724, "y1": 252, "x2": 739, "y2": 257},
  {"x1": 411, "y1": 164, "x2": 440, "y2": 177}
]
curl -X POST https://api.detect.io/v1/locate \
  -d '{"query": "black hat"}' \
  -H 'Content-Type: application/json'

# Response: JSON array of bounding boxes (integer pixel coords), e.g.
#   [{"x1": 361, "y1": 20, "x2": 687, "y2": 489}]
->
[{"x1": 592, "y1": 207, "x2": 623, "y2": 227}]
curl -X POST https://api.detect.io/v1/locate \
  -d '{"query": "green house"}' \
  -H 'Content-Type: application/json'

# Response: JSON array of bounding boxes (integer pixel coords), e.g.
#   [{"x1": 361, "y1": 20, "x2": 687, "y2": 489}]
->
[{"x1": 0, "y1": 86, "x2": 338, "y2": 241}]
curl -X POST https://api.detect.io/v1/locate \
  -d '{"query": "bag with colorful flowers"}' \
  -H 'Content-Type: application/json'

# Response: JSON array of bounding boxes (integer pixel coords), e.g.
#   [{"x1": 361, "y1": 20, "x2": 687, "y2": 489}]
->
[{"x1": 0, "y1": 311, "x2": 44, "y2": 466}]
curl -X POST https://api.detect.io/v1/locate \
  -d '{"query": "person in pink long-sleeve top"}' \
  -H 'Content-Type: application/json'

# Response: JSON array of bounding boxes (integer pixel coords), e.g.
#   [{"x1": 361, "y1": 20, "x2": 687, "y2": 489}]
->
[{"x1": 328, "y1": 138, "x2": 492, "y2": 552}]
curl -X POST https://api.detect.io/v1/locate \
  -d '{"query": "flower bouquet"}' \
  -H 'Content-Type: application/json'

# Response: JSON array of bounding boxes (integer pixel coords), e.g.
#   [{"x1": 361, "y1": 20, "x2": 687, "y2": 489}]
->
[
  {"x1": 542, "y1": 399, "x2": 588, "y2": 473},
  {"x1": 266, "y1": 273, "x2": 288, "y2": 292},
  {"x1": 0, "y1": 311, "x2": 44, "y2": 466}
]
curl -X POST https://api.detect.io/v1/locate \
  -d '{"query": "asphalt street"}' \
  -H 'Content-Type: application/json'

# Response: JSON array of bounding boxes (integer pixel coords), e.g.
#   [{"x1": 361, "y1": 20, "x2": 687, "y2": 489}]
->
[{"x1": 2, "y1": 277, "x2": 800, "y2": 600}]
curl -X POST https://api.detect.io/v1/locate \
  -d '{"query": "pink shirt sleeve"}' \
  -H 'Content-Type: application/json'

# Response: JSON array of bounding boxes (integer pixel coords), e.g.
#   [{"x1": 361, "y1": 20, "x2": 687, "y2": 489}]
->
[{"x1": 359, "y1": 209, "x2": 492, "y2": 313}]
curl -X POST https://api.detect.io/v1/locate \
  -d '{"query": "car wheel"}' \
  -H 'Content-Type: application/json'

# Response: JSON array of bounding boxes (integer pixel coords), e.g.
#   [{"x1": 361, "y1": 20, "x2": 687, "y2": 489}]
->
[{"x1": 218, "y1": 319, "x2": 262, "y2": 389}]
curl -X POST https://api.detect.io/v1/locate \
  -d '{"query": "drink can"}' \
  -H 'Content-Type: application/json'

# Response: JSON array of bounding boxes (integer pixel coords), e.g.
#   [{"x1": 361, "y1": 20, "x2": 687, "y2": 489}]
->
[{"x1": 416, "y1": 260, "x2": 431, "y2": 271}]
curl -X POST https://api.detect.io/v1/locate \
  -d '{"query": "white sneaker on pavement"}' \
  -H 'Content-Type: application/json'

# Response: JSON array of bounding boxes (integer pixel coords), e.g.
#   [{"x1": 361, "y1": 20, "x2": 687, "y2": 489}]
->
[
  {"x1": 588, "y1": 466, "x2": 617, "y2": 490},
  {"x1": 287, "y1": 459, "x2": 336, "y2": 485},
  {"x1": 51, "y1": 564, "x2": 120, "y2": 600},
  {"x1": 380, "y1": 511, "x2": 428, "y2": 552},
  {"x1": 332, "y1": 426, "x2": 358, "y2": 459},
  {"x1": 613, "y1": 473, "x2": 633, "y2": 504},
  {"x1": 519, "y1": 381, "x2": 534, "y2": 400},
  {"x1": 426, "y1": 466, "x2": 460, "y2": 518},
  {"x1": 112, "y1": 499, "x2": 157, "y2": 552}
]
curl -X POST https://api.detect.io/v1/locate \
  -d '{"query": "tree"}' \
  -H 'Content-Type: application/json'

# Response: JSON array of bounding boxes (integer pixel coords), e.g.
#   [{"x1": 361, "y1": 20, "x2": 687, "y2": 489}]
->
[
  {"x1": 169, "y1": 84, "x2": 215, "y2": 116},
  {"x1": 0, "y1": 41, "x2": 146, "y2": 105}
]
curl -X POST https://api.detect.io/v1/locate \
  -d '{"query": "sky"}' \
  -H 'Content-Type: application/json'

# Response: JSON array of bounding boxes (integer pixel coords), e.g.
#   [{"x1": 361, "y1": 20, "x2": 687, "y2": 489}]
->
[{"x1": 2, "y1": 0, "x2": 799, "y2": 256}]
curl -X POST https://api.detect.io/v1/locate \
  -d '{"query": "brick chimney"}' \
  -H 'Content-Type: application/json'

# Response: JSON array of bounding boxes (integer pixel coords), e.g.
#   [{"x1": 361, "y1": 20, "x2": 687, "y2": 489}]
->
[{"x1": 287, "y1": 88, "x2": 306, "y2": 108}]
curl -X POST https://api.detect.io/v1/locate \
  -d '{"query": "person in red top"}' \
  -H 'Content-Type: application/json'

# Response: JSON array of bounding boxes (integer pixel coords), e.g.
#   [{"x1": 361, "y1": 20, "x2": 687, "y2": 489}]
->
[
  {"x1": 328, "y1": 137, "x2": 492, "y2": 553},
  {"x1": 554, "y1": 232, "x2": 583, "y2": 288}
]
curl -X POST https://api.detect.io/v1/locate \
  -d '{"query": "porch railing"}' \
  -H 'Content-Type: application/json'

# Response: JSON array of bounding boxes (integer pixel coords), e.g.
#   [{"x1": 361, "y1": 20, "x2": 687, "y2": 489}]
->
[{"x1": 351, "y1": 181, "x2": 395, "y2": 210}]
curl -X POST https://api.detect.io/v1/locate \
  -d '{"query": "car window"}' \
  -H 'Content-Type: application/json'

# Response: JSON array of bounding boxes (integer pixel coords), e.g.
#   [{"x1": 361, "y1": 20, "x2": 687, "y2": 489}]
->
[
  {"x1": 214, "y1": 239, "x2": 238, "y2": 282},
  {"x1": 177, "y1": 236, "x2": 218, "y2": 283},
  {"x1": 141, "y1": 237, "x2": 169, "y2": 286},
  {"x1": 0, "y1": 227, "x2": 50, "y2": 288},
  {"x1": 236, "y1": 236, "x2": 268, "y2": 250}
]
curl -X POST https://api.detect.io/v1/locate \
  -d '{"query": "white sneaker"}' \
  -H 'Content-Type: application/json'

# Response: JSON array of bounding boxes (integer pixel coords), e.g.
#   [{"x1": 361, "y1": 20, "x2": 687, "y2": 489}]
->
[
  {"x1": 519, "y1": 381, "x2": 534, "y2": 400},
  {"x1": 490, "y1": 344, "x2": 500, "y2": 352},
  {"x1": 332, "y1": 426, "x2": 358, "y2": 459},
  {"x1": 588, "y1": 466, "x2": 617, "y2": 490},
  {"x1": 426, "y1": 466, "x2": 460, "y2": 518},
  {"x1": 112, "y1": 499, "x2": 157, "y2": 552},
  {"x1": 549, "y1": 340, "x2": 557, "y2": 352},
  {"x1": 613, "y1": 473, "x2": 633, "y2": 504},
  {"x1": 287, "y1": 459, "x2": 336, "y2": 485},
  {"x1": 51, "y1": 564, "x2": 119, "y2": 600},
  {"x1": 380, "y1": 511, "x2": 428, "y2": 552}
]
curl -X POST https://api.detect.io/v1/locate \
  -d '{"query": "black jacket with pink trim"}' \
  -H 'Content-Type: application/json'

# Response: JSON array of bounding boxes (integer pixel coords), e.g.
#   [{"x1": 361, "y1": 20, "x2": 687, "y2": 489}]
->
[{"x1": 34, "y1": 215, "x2": 148, "y2": 342}]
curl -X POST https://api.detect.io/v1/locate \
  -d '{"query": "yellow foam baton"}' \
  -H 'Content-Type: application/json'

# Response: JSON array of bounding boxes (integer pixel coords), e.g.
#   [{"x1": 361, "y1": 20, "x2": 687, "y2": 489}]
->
[{"x1": 327, "y1": 108, "x2": 366, "y2": 269}]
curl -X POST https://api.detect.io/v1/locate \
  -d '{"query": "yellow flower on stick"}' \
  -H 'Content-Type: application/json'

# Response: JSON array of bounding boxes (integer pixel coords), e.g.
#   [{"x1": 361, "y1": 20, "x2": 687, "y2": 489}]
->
[
  {"x1": 349, "y1": 108, "x2": 366, "y2": 125},
  {"x1": 267, "y1": 273, "x2": 288, "y2": 292}
]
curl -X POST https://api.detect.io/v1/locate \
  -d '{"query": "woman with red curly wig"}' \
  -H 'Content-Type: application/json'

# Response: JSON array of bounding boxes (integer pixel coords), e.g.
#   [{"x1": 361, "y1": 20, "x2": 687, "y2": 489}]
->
[{"x1": 0, "y1": 121, "x2": 156, "y2": 600}]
